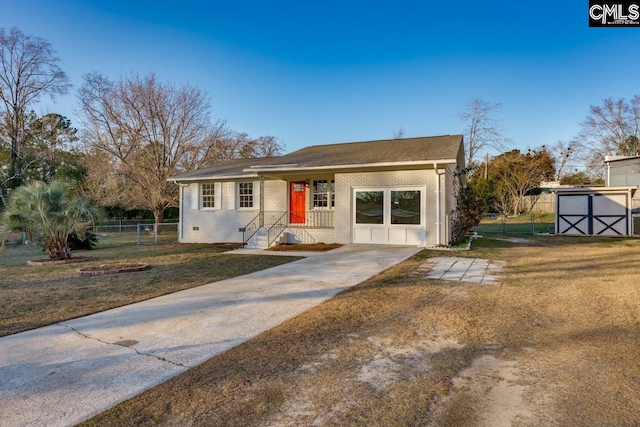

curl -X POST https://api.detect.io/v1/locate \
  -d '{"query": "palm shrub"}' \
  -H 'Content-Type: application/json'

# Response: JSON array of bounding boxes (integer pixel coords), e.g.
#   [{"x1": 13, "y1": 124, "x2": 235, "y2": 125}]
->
[
  {"x1": 1, "y1": 180, "x2": 103, "y2": 260},
  {"x1": 67, "y1": 228, "x2": 99, "y2": 251}
]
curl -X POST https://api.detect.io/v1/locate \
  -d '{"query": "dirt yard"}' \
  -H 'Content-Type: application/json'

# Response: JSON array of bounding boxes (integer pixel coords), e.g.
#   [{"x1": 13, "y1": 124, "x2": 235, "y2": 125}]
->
[{"x1": 81, "y1": 235, "x2": 640, "y2": 426}]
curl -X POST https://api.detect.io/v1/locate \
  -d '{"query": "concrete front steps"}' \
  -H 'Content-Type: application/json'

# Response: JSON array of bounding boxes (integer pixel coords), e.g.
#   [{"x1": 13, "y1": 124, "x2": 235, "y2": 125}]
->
[{"x1": 244, "y1": 228, "x2": 287, "y2": 249}]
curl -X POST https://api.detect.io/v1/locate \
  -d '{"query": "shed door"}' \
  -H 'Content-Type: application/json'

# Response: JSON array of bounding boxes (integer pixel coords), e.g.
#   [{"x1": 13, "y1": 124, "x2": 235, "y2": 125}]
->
[
  {"x1": 557, "y1": 193, "x2": 629, "y2": 236},
  {"x1": 557, "y1": 194, "x2": 590, "y2": 235},
  {"x1": 592, "y1": 193, "x2": 628, "y2": 235}
]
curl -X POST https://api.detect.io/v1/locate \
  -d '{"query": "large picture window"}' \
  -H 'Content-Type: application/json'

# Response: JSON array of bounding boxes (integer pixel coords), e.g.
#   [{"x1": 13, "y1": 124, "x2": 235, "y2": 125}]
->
[
  {"x1": 391, "y1": 191, "x2": 421, "y2": 224},
  {"x1": 201, "y1": 183, "x2": 215, "y2": 208},
  {"x1": 355, "y1": 191, "x2": 384, "y2": 224},
  {"x1": 353, "y1": 187, "x2": 425, "y2": 245},
  {"x1": 238, "y1": 182, "x2": 253, "y2": 208}
]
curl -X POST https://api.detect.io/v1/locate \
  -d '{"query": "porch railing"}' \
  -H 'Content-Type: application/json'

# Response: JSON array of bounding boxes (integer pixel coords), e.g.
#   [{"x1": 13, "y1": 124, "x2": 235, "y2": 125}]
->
[
  {"x1": 267, "y1": 211, "x2": 289, "y2": 247},
  {"x1": 241, "y1": 210, "x2": 334, "y2": 247},
  {"x1": 289, "y1": 210, "x2": 334, "y2": 228},
  {"x1": 255, "y1": 210, "x2": 334, "y2": 229}
]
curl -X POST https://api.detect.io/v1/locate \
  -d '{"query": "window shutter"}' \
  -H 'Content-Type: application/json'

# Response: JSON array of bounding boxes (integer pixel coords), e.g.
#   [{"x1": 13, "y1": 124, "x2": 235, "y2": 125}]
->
[
  {"x1": 214, "y1": 182, "x2": 222, "y2": 209},
  {"x1": 191, "y1": 184, "x2": 199, "y2": 210},
  {"x1": 227, "y1": 182, "x2": 236, "y2": 210},
  {"x1": 253, "y1": 181, "x2": 260, "y2": 210}
]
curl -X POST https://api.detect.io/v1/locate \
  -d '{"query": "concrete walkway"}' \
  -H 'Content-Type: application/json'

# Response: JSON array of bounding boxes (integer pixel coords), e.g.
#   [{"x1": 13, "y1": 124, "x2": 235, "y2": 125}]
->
[
  {"x1": 0, "y1": 244, "x2": 420, "y2": 427},
  {"x1": 409, "y1": 257, "x2": 504, "y2": 284}
]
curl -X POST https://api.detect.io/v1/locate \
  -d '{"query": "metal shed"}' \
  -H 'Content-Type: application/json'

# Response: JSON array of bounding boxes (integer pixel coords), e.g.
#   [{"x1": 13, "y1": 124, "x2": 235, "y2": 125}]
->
[{"x1": 552, "y1": 187, "x2": 636, "y2": 237}]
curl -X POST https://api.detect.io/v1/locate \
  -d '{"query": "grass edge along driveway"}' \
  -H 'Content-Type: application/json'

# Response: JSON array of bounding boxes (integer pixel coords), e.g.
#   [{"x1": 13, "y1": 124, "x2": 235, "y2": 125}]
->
[{"x1": 0, "y1": 242, "x2": 301, "y2": 337}]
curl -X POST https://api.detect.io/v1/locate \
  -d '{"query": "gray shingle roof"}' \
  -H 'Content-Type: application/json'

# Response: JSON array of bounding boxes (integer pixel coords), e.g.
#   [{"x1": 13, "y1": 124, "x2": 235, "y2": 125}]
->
[
  {"x1": 271, "y1": 134, "x2": 463, "y2": 168},
  {"x1": 170, "y1": 135, "x2": 463, "y2": 181},
  {"x1": 169, "y1": 157, "x2": 279, "y2": 180}
]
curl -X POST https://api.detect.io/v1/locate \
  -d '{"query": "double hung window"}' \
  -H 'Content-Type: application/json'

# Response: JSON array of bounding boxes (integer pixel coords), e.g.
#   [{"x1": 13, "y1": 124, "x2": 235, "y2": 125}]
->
[
  {"x1": 201, "y1": 183, "x2": 215, "y2": 208},
  {"x1": 312, "y1": 179, "x2": 335, "y2": 208},
  {"x1": 238, "y1": 182, "x2": 253, "y2": 208}
]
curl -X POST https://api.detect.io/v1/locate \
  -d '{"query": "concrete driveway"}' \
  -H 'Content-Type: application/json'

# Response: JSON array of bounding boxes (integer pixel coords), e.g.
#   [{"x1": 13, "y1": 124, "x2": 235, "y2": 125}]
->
[{"x1": 0, "y1": 244, "x2": 420, "y2": 427}]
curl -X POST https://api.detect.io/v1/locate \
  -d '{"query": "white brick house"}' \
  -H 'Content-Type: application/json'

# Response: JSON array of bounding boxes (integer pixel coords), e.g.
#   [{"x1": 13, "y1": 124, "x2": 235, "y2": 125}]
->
[{"x1": 170, "y1": 135, "x2": 465, "y2": 248}]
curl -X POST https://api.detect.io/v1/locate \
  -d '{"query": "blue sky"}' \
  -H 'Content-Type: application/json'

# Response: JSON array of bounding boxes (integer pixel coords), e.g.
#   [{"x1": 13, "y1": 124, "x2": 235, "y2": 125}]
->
[{"x1": 3, "y1": 0, "x2": 640, "y2": 160}]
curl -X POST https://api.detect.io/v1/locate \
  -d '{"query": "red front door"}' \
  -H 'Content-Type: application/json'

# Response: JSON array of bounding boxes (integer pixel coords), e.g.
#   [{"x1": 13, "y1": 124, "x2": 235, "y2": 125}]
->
[{"x1": 290, "y1": 181, "x2": 306, "y2": 224}]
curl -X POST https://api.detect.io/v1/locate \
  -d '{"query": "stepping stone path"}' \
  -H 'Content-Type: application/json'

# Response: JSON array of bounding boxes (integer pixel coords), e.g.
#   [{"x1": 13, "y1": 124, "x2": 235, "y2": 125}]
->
[{"x1": 409, "y1": 257, "x2": 504, "y2": 284}]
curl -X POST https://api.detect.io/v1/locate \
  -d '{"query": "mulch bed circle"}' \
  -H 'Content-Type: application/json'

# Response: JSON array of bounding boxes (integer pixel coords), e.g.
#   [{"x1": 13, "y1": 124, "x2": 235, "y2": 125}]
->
[
  {"x1": 78, "y1": 263, "x2": 151, "y2": 276},
  {"x1": 27, "y1": 256, "x2": 98, "y2": 266}
]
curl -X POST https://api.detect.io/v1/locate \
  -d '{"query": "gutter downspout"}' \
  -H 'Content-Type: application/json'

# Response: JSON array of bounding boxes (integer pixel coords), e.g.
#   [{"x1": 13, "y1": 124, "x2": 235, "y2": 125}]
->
[
  {"x1": 434, "y1": 163, "x2": 445, "y2": 246},
  {"x1": 606, "y1": 161, "x2": 611, "y2": 187},
  {"x1": 173, "y1": 180, "x2": 190, "y2": 241}
]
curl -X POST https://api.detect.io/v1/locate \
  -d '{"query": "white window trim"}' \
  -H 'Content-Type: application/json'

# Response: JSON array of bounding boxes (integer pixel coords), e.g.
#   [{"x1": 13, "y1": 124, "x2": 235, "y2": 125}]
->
[
  {"x1": 200, "y1": 182, "x2": 222, "y2": 210},
  {"x1": 352, "y1": 186, "x2": 425, "y2": 228},
  {"x1": 311, "y1": 177, "x2": 335, "y2": 210},
  {"x1": 238, "y1": 181, "x2": 255, "y2": 210}
]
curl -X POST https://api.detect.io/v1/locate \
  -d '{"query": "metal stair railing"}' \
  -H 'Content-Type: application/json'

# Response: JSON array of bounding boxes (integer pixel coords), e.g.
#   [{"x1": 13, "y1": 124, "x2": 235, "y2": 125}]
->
[
  {"x1": 239, "y1": 212, "x2": 262, "y2": 247},
  {"x1": 267, "y1": 211, "x2": 289, "y2": 247}
]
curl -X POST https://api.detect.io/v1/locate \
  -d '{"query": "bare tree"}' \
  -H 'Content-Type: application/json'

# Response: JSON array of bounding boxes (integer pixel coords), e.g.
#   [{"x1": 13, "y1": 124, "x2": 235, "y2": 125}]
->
[
  {"x1": 79, "y1": 72, "x2": 281, "y2": 222},
  {"x1": 0, "y1": 27, "x2": 71, "y2": 189},
  {"x1": 580, "y1": 96, "x2": 640, "y2": 157},
  {"x1": 457, "y1": 98, "x2": 509, "y2": 166},
  {"x1": 78, "y1": 72, "x2": 221, "y2": 223},
  {"x1": 392, "y1": 128, "x2": 405, "y2": 139},
  {"x1": 186, "y1": 132, "x2": 283, "y2": 165},
  {"x1": 174, "y1": 119, "x2": 231, "y2": 171},
  {"x1": 253, "y1": 135, "x2": 283, "y2": 157},
  {"x1": 235, "y1": 134, "x2": 283, "y2": 158},
  {"x1": 548, "y1": 139, "x2": 583, "y2": 181}
]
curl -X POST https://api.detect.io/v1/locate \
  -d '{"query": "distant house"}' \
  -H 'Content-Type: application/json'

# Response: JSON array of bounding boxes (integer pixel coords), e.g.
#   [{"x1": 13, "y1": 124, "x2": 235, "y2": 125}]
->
[
  {"x1": 605, "y1": 155, "x2": 640, "y2": 187},
  {"x1": 604, "y1": 155, "x2": 640, "y2": 210},
  {"x1": 170, "y1": 135, "x2": 465, "y2": 248}
]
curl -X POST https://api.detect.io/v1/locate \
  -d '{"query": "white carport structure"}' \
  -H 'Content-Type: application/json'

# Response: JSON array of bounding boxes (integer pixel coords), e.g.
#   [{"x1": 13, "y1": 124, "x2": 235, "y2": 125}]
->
[{"x1": 552, "y1": 187, "x2": 636, "y2": 237}]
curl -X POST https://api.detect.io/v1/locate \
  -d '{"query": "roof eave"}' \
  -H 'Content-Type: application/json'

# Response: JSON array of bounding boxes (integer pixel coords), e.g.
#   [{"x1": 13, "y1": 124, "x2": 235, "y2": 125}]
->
[
  {"x1": 167, "y1": 173, "x2": 260, "y2": 183},
  {"x1": 604, "y1": 155, "x2": 640, "y2": 163},
  {"x1": 551, "y1": 186, "x2": 637, "y2": 196}
]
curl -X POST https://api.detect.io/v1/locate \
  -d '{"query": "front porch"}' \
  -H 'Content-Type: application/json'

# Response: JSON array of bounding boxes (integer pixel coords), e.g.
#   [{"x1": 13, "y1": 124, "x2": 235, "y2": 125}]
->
[{"x1": 241, "y1": 210, "x2": 335, "y2": 248}]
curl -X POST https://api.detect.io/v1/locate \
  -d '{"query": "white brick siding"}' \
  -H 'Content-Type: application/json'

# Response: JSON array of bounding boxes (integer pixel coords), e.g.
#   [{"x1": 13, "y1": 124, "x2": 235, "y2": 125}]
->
[
  {"x1": 180, "y1": 179, "x2": 286, "y2": 243},
  {"x1": 263, "y1": 180, "x2": 288, "y2": 212},
  {"x1": 179, "y1": 167, "x2": 452, "y2": 246}
]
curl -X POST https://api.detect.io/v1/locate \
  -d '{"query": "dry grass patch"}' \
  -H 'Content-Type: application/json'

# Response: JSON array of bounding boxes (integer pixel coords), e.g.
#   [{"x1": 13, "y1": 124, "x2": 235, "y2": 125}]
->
[
  {"x1": 81, "y1": 235, "x2": 640, "y2": 426},
  {"x1": 0, "y1": 242, "x2": 300, "y2": 337}
]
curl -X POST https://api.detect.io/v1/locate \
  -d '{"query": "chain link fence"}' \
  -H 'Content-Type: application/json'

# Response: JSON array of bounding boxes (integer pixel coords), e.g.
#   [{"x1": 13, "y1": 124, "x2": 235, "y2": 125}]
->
[
  {"x1": 477, "y1": 212, "x2": 640, "y2": 236},
  {"x1": 475, "y1": 212, "x2": 555, "y2": 235},
  {"x1": 94, "y1": 221, "x2": 178, "y2": 245}
]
